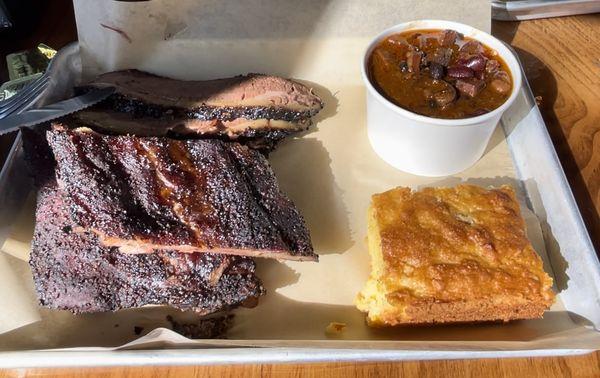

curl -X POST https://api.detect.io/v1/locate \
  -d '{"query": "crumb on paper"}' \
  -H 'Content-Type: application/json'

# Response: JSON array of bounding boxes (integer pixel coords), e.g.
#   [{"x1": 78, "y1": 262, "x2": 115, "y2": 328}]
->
[
  {"x1": 325, "y1": 322, "x2": 346, "y2": 335},
  {"x1": 100, "y1": 23, "x2": 133, "y2": 43}
]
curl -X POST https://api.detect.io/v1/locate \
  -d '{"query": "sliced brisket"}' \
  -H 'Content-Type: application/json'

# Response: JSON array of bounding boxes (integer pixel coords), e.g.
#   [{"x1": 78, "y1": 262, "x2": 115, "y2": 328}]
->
[
  {"x1": 71, "y1": 109, "x2": 311, "y2": 151},
  {"x1": 47, "y1": 126, "x2": 316, "y2": 261},
  {"x1": 82, "y1": 70, "x2": 323, "y2": 122}
]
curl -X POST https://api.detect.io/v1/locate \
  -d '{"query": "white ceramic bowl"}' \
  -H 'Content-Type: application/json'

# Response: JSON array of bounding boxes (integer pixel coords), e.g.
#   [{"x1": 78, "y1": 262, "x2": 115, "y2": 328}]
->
[{"x1": 362, "y1": 20, "x2": 522, "y2": 177}]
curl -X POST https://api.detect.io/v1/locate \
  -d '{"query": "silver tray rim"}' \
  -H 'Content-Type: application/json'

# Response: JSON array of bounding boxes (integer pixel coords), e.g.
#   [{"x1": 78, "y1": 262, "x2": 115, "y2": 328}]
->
[{"x1": 492, "y1": 0, "x2": 600, "y2": 21}]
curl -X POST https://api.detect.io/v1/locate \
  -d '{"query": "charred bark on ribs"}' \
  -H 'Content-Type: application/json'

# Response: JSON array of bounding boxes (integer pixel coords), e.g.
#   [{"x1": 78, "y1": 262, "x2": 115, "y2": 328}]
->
[
  {"x1": 23, "y1": 129, "x2": 266, "y2": 314},
  {"x1": 46, "y1": 126, "x2": 316, "y2": 261},
  {"x1": 30, "y1": 181, "x2": 265, "y2": 314}
]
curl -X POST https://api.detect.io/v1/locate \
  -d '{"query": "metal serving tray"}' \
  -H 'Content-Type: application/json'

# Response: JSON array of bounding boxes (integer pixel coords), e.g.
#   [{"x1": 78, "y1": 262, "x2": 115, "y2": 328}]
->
[
  {"x1": 492, "y1": 0, "x2": 600, "y2": 21},
  {"x1": 0, "y1": 43, "x2": 598, "y2": 368}
]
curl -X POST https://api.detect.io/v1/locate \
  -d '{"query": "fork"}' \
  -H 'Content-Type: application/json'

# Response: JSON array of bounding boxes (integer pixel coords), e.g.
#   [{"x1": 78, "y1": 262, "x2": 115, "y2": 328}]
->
[{"x1": 0, "y1": 72, "x2": 50, "y2": 120}]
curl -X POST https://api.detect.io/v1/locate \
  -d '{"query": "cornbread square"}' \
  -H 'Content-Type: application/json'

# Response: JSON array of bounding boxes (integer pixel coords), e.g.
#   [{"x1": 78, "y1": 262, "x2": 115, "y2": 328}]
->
[{"x1": 356, "y1": 185, "x2": 555, "y2": 326}]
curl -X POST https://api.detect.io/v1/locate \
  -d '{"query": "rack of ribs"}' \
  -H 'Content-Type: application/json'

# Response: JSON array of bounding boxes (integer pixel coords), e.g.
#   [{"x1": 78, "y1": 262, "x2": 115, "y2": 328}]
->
[
  {"x1": 46, "y1": 125, "x2": 317, "y2": 261},
  {"x1": 23, "y1": 128, "x2": 265, "y2": 314},
  {"x1": 31, "y1": 180, "x2": 265, "y2": 314}
]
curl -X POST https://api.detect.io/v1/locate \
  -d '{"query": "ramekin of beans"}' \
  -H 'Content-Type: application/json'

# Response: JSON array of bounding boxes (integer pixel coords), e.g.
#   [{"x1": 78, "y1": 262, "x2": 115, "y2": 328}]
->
[{"x1": 362, "y1": 20, "x2": 522, "y2": 176}]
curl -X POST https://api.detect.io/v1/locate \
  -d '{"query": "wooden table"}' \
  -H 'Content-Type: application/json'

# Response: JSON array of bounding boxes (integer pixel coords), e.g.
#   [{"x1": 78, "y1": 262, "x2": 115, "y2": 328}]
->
[{"x1": 0, "y1": 4, "x2": 599, "y2": 376}]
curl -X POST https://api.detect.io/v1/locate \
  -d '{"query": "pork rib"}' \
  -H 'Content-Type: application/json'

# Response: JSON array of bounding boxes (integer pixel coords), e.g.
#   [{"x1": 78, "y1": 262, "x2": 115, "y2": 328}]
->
[
  {"x1": 46, "y1": 126, "x2": 317, "y2": 261},
  {"x1": 30, "y1": 181, "x2": 265, "y2": 314}
]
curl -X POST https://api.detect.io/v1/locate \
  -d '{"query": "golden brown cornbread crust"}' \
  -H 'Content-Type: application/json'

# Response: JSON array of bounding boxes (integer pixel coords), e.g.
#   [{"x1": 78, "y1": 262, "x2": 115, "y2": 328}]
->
[{"x1": 356, "y1": 184, "x2": 555, "y2": 327}]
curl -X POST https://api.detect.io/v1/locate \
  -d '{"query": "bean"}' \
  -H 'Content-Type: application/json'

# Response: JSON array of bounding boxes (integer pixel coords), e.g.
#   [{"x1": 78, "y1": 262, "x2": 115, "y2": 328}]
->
[
  {"x1": 447, "y1": 66, "x2": 474, "y2": 78},
  {"x1": 462, "y1": 55, "x2": 486, "y2": 72}
]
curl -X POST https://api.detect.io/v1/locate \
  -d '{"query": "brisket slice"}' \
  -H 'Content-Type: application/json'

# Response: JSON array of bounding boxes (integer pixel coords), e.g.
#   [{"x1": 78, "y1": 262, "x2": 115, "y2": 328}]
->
[
  {"x1": 71, "y1": 109, "x2": 311, "y2": 151},
  {"x1": 81, "y1": 70, "x2": 323, "y2": 122},
  {"x1": 30, "y1": 181, "x2": 265, "y2": 314},
  {"x1": 47, "y1": 126, "x2": 317, "y2": 261}
]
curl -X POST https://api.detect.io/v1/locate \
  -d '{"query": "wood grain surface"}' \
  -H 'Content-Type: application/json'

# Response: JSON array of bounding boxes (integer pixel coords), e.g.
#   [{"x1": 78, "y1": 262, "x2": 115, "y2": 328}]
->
[
  {"x1": 494, "y1": 14, "x2": 600, "y2": 253},
  {"x1": 2, "y1": 353, "x2": 600, "y2": 378},
  {"x1": 0, "y1": 8, "x2": 599, "y2": 378}
]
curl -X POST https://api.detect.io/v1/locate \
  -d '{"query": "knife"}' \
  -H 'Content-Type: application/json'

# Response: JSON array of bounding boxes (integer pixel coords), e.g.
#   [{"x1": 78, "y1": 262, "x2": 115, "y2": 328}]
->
[{"x1": 0, "y1": 87, "x2": 115, "y2": 135}]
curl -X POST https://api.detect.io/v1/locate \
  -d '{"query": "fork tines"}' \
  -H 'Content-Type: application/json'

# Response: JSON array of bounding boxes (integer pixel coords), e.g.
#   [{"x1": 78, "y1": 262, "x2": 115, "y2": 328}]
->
[{"x1": 0, "y1": 73, "x2": 50, "y2": 119}]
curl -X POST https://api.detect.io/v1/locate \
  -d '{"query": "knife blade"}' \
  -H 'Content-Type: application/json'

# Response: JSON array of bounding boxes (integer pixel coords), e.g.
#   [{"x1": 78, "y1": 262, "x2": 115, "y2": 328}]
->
[{"x1": 0, "y1": 87, "x2": 115, "y2": 135}]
